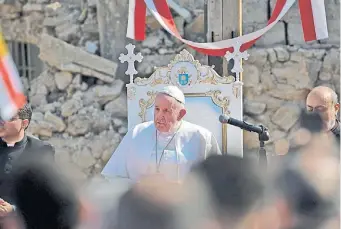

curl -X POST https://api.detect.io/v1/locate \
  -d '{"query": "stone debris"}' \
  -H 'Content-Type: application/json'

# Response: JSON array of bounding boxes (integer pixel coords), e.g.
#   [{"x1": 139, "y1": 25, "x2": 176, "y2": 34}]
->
[
  {"x1": 271, "y1": 104, "x2": 301, "y2": 131},
  {"x1": 55, "y1": 71, "x2": 73, "y2": 90},
  {"x1": 1, "y1": 0, "x2": 339, "y2": 180},
  {"x1": 23, "y1": 3, "x2": 45, "y2": 12},
  {"x1": 85, "y1": 40, "x2": 98, "y2": 54},
  {"x1": 39, "y1": 34, "x2": 117, "y2": 83}
]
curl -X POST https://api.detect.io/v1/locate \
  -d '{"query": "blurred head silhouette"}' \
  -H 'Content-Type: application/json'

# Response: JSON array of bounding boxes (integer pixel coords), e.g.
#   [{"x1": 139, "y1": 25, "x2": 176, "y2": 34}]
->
[
  {"x1": 184, "y1": 155, "x2": 264, "y2": 229},
  {"x1": 271, "y1": 163, "x2": 339, "y2": 229},
  {"x1": 286, "y1": 109, "x2": 340, "y2": 158},
  {"x1": 11, "y1": 160, "x2": 80, "y2": 229},
  {"x1": 115, "y1": 177, "x2": 179, "y2": 229}
]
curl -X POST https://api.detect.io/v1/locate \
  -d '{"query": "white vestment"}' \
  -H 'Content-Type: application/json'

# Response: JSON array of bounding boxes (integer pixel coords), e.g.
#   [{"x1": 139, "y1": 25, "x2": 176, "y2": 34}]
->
[{"x1": 101, "y1": 120, "x2": 221, "y2": 182}]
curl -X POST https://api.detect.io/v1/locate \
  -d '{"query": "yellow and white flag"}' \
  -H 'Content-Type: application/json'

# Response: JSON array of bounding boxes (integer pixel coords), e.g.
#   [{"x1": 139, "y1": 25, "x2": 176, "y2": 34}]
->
[{"x1": 0, "y1": 32, "x2": 26, "y2": 120}]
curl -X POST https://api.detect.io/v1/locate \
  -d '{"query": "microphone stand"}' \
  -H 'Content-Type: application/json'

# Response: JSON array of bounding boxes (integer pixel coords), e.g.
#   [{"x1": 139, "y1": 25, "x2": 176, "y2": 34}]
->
[{"x1": 257, "y1": 125, "x2": 270, "y2": 171}]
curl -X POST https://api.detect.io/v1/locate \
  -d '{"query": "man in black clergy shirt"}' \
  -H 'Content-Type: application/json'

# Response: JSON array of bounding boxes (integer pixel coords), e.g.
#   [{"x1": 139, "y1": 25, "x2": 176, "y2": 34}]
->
[{"x1": 0, "y1": 103, "x2": 55, "y2": 217}]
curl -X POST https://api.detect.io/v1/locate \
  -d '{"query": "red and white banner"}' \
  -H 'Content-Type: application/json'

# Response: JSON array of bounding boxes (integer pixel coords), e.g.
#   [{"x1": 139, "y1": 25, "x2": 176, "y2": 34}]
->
[
  {"x1": 299, "y1": 0, "x2": 328, "y2": 41},
  {"x1": 127, "y1": 0, "x2": 147, "y2": 41},
  {"x1": 127, "y1": 0, "x2": 328, "y2": 56}
]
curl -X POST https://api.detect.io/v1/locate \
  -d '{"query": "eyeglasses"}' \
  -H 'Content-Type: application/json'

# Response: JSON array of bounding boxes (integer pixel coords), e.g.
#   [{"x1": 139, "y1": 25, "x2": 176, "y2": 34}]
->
[{"x1": 307, "y1": 105, "x2": 328, "y2": 113}]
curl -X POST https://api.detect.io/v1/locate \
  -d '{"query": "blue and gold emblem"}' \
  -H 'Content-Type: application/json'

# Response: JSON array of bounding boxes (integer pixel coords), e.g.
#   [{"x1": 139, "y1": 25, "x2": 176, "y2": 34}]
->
[
  {"x1": 178, "y1": 67, "x2": 190, "y2": 86},
  {"x1": 178, "y1": 73, "x2": 189, "y2": 86}
]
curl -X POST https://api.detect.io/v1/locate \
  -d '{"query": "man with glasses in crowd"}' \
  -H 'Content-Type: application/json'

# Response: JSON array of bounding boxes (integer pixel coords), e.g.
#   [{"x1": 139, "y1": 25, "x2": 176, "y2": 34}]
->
[
  {"x1": 306, "y1": 86, "x2": 340, "y2": 139},
  {"x1": 0, "y1": 103, "x2": 55, "y2": 217}
]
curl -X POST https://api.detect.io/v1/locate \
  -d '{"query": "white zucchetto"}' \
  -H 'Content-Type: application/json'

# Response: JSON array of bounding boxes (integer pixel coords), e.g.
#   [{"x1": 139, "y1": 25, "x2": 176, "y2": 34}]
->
[{"x1": 159, "y1": 86, "x2": 185, "y2": 104}]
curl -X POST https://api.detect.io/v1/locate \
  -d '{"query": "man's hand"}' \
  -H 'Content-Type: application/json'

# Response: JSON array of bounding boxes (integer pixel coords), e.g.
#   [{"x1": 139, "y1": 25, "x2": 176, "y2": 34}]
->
[{"x1": 0, "y1": 199, "x2": 14, "y2": 217}]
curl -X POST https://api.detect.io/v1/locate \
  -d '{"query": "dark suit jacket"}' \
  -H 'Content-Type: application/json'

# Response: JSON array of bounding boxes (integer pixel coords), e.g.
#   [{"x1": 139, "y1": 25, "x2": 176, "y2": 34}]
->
[{"x1": 0, "y1": 135, "x2": 55, "y2": 204}]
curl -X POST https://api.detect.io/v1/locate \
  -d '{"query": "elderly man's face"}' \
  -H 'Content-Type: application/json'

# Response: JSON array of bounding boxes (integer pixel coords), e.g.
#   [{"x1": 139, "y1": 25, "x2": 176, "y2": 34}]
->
[
  {"x1": 0, "y1": 115, "x2": 24, "y2": 139},
  {"x1": 306, "y1": 93, "x2": 339, "y2": 131},
  {"x1": 154, "y1": 94, "x2": 185, "y2": 132}
]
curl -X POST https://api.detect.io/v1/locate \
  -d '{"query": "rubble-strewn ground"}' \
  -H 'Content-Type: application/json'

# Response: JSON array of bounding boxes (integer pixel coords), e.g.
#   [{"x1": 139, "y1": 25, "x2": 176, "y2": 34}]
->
[{"x1": 0, "y1": 0, "x2": 339, "y2": 180}]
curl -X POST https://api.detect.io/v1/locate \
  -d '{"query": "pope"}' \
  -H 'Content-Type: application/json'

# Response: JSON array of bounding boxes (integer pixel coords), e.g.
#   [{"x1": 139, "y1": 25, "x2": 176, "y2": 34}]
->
[{"x1": 102, "y1": 86, "x2": 221, "y2": 182}]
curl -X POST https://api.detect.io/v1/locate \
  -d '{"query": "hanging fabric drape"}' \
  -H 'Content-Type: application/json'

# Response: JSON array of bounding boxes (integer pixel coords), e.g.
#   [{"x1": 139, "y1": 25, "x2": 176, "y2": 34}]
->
[
  {"x1": 0, "y1": 33, "x2": 26, "y2": 120},
  {"x1": 127, "y1": 0, "x2": 328, "y2": 56}
]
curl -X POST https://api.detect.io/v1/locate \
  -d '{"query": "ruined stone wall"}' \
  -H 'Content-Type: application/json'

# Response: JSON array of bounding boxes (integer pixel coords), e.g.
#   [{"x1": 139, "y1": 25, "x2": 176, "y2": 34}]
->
[
  {"x1": 0, "y1": 0, "x2": 339, "y2": 180},
  {"x1": 242, "y1": 47, "x2": 339, "y2": 155},
  {"x1": 0, "y1": 0, "x2": 125, "y2": 180}
]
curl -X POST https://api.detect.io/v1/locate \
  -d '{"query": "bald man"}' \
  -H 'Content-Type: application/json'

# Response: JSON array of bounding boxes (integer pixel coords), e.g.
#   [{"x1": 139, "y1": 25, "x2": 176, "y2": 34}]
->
[
  {"x1": 102, "y1": 86, "x2": 221, "y2": 183},
  {"x1": 306, "y1": 86, "x2": 340, "y2": 138}
]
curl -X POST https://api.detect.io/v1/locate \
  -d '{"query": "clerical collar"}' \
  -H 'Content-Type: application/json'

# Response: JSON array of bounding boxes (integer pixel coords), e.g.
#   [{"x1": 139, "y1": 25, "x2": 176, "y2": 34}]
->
[
  {"x1": 330, "y1": 119, "x2": 340, "y2": 137},
  {"x1": 0, "y1": 134, "x2": 28, "y2": 147}
]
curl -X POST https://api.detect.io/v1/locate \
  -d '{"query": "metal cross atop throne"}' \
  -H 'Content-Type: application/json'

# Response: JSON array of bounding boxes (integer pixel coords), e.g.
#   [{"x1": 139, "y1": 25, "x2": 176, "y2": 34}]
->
[
  {"x1": 224, "y1": 42, "x2": 249, "y2": 98},
  {"x1": 119, "y1": 43, "x2": 143, "y2": 84},
  {"x1": 224, "y1": 42, "x2": 249, "y2": 82}
]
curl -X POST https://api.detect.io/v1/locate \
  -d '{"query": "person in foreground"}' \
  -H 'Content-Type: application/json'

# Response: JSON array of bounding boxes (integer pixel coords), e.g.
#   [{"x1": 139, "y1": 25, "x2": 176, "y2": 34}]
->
[
  {"x1": 0, "y1": 103, "x2": 55, "y2": 218},
  {"x1": 10, "y1": 160, "x2": 80, "y2": 229},
  {"x1": 306, "y1": 86, "x2": 340, "y2": 139},
  {"x1": 102, "y1": 86, "x2": 221, "y2": 182}
]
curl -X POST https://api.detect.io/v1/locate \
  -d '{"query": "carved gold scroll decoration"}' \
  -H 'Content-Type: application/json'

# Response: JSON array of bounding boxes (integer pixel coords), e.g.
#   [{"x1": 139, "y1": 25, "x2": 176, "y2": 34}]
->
[
  {"x1": 134, "y1": 49, "x2": 235, "y2": 87},
  {"x1": 138, "y1": 91, "x2": 158, "y2": 122}
]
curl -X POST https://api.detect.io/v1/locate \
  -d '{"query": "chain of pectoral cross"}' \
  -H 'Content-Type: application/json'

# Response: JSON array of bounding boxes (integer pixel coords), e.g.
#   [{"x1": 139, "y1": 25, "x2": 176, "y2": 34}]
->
[
  {"x1": 154, "y1": 130, "x2": 178, "y2": 173},
  {"x1": 154, "y1": 123, "x2": 182, "y2": 173}
]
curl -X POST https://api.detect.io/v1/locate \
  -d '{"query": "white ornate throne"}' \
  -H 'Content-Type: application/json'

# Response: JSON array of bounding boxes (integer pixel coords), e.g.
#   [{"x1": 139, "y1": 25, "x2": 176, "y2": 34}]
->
[{"x1": 126, "y1": 50, "x2": 243, "y2": 156}]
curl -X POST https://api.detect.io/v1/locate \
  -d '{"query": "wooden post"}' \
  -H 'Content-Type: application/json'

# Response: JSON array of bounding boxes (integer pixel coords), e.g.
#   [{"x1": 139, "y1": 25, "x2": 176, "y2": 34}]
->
[
  {"x1": 205, "y1": 0, "x2": 243, "y2": 156},
  {"x1": 205, "y1": 0, "x2": 242, "y2": 78}
]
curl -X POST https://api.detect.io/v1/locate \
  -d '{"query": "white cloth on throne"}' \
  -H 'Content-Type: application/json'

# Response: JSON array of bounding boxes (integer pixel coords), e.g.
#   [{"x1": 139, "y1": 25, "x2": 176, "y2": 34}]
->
[{"x1": 101, "y1": 120, "x2": 221, "y2": 182}]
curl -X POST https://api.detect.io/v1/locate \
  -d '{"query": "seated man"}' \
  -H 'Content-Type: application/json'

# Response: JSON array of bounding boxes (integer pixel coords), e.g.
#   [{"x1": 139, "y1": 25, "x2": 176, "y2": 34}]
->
[
  {"x1": 306, "y1": 86, "x2": 340, "y2": 139},
  {"x1": 102, "y1": 86, "x2": 221, "y2": 182}
]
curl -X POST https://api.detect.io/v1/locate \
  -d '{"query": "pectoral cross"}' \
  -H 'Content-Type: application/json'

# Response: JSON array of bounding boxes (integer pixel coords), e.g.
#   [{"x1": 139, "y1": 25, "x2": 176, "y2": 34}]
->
[
  {"x1": 224, "y1": 42, "x2": 249, "y2": 82},
  {"x1": 119, "y1": 43, "x2": 143, "y2": 84}
]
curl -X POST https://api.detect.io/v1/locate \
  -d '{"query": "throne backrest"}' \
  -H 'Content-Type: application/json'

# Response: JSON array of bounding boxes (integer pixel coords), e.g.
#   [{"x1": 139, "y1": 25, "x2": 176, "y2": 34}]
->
[{"x1": 126, "y1": 50, "x2": 243, "y2": 156}]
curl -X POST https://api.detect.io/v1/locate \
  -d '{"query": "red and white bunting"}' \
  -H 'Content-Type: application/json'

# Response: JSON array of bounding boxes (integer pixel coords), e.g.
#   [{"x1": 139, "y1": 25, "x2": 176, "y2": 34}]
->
[{"x1": 127, "y1": 0, "x2": 328, "y2": 56}]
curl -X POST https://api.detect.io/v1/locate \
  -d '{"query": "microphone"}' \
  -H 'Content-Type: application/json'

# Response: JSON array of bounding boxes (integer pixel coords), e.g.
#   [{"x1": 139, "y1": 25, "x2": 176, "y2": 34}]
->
[{"x1": 219, "y1": 114, "x2": 264, "y2": 134}]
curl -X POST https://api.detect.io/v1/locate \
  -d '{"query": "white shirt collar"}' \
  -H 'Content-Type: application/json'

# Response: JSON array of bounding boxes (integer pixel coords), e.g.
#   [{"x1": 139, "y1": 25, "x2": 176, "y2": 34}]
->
[{"x1": 0, "y1": 138, "x2": 15, "y2": 147}]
